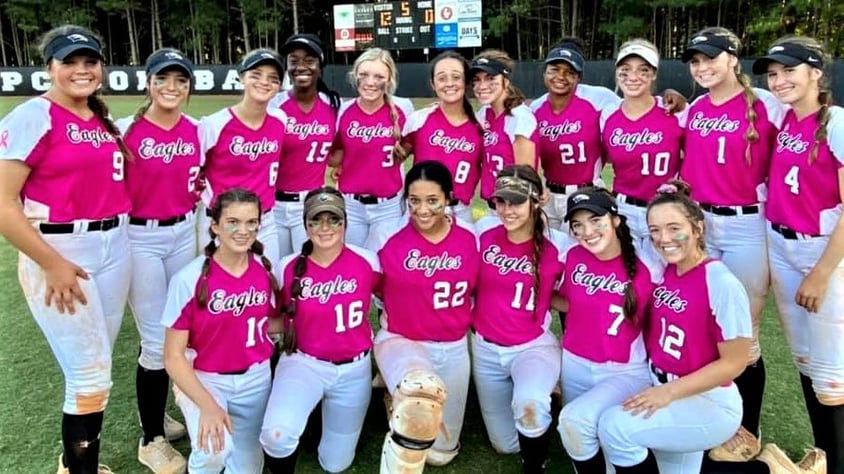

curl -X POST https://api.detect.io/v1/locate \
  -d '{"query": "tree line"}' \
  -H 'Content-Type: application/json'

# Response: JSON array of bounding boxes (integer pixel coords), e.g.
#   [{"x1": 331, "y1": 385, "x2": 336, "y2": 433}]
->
[{"x1": 0, "y1": 0, "x2": 841, "y2": 67}]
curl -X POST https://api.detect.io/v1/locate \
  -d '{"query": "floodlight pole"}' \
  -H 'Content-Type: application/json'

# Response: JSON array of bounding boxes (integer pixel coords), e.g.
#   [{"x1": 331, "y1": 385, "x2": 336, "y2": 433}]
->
[{"x1": 293, "y1": 0, "x2": 299, "y2": 33}]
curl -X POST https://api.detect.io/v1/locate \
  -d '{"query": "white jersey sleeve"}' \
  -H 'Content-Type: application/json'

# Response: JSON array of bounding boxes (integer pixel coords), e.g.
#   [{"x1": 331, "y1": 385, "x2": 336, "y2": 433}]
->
[
  {"x1": 754, "y1": 87, "x2": 787, "y2": 129},
  {"x1": 505, "y1": 104, "x2": 538, "y2": 142},
  {"x1": 114, "y1": 116, "x2": 134, "y2": 136},
  {"x1": 599, "y1": 102, "x2": 622, "y2": 131},
  {"x1": 529, "y1": 93, "x2": 549, "y2": 113},
  {"x1": 161, "y1": 256, "x2": 204, "y2": 328},
  {"x1": 393, "y1": 96, "x2": 415, "y2": 119},
  {"x1": 826, "y1": 106, "x2": 844, "y2": 165},
  {"x1": 0, "y1": 97, "x2": 52, "y2": 161},
  {"x1": 402, "y1": 106, "x2": 437, "y2": 136},
  {"x1": 198, "y1": 109, "x2": 231, "y2": 165},
  {"x1": 706, "y1": 261, "x2": 753, "y2": 341},
  {"x1": 277, "y1": 253, "x2": 299, "y2": 288},
  {"x1": 347, "y1": 244, "x2": 382, "y2": 273},
  {"x1": 365, "y1": 216, "x2": 406, "y2": 253},
  {"x1": 576, "y1": 83, "x2": 622, "y2": 113}
]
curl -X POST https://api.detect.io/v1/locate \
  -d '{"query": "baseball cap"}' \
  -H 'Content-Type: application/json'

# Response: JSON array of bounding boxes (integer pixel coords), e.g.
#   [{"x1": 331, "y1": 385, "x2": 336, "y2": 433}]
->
[
  {"x1": 492, "y1": 175, "x2": 538, "y2": 205},
  {"x1": 469, "y1": 57, "x2": 510, "y2": 78},
  {"x1": 280, "y1": 34, "x2": 325, "y2": 64},
  {"x1": 304, "y1": 191, "x2": 346, "y2": 221},
  {"x1": 544, "y1": 47, "x2": 585, "y2": 73},
  {"x1": 681, "y1": 32, "x2": 738, "y2": 62},
  {"x1": 238, "y1": 49, "x2": 284, "y2": 75},
  {"x1": 752, "y1": 42, "x2": 824, "y2": 74},
  {"x1": 563, "y1": 188, "x2": 618, "y2": 222},
  {"x1": 616, "y1": 43, "x2": 659, "y2": 69},
  {"x1": 44, "y1": 32, "x2": 103, "y2": 61},
  {"x1": 146, "y1": 49, "x2": 194, "y2": 77}
]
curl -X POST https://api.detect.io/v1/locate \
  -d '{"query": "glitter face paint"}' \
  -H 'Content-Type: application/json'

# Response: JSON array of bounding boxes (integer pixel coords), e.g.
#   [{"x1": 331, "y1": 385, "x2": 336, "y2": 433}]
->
[{"x1": 307, "y1": 215, "x2": 344, "y2": 229}]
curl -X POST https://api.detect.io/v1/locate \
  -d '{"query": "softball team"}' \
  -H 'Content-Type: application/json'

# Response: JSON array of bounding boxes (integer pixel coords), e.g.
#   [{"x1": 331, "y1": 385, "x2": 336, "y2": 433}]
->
[
  {"x1": 0, "y1": 25, "x2": 132, "y2": 474},
  {"x1": 115, "y1": 47, "x2": 199, "y2": 474},
  {"x1": 261, "y1": 188, "x2": 380, "y2": 473},
  {"x1": 754, "y1": 36, "x2": 843, "y2": 474},
  {"x1": 530, "y1": 38, "x2": 620, "y2": 230},
  {"x1": 163, "y1": 188, "x2": 279, "y2": 474},
  {"x1": 468, "y1": 49, "x2": 538, "y2": 207},
  {"x1": 198, "y1": 48, "x2": 287, "y2": 267},
  {"x1": 601, "y1": 40, "x2": 684, "y2": 242},
  {"x1": 270, "y1": 34, "x2": 341, "y2": 257},
  {"x1": 368, "y1": 160, "x2": 480, "y2": 471},
  {"x1": 401, "y1": 51, "x2": 483, "y2": 223},
  {"x1": 473, "y1": 165, "x2": 567, "y2": 473},
  {"x1": 330, "y1": 48, "x2": 413, "y2": 247},
  {"x1": 554, "y1": 187, "x2": 661, "y2": 473}
]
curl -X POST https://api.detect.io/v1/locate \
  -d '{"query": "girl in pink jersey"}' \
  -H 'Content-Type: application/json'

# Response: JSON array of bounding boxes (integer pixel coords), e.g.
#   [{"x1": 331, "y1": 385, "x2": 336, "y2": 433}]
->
[
  {"x1": 681, "y1": 28, "x2": 783, "y2": 461},
  {"x1": 468, "y1": 49, "x2": 538, "y2": 208},
  {"x1": 751, "y1": 36, "x2": 843, "y2": 474},
  {"x1": 115, "y1": 47, "x2": 198, "y2": 474},
  {"x1": 368, "y1": 160, "x2": 480, "y2": 471},
  {"x1": 199, "y1": 48, "x2": 287, "y2": 266},
  {"x1": 0, "y1": 25, "x2": 132, "y2": 474},
  {"x1": 594, "y1": 181, "x2": 757, "y2": 473},
  {"x1": 400, "y1": 51, "x2": 483, "y2": 223},
  {"x1": 552, "y1": 187, "x2": 660, "y2": 474},
  {"x1": 602, "y1": 40, "x2": 684, "y2": 243},
  {"x1": 163, "y1": 188, "x2": 280, "y2": 474},
  {"x1": 330, "y1": 48, "x2": 413, "y2": 247},
  {"x1": 531, "y1": 38, "x2": 621, "y2": 230},
  {"x1": 261, "y1": 187, "x2": 380, "y2": 473},
  {"x1": 473, "y1": 165, "x2": 566, "y2": 473},
  {"x1": 271, "y1": 34, "x2": 342, "y2": 258}
]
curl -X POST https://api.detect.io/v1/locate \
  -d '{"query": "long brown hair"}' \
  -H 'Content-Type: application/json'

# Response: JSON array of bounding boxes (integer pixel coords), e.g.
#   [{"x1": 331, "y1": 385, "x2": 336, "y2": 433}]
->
[{"x1": 471, "y1": 49, "x2": 527, "y2": 115}]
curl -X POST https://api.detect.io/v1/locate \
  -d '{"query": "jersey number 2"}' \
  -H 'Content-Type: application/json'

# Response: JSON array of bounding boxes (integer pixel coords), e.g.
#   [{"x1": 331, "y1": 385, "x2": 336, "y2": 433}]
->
[{"x1": 433, "y1": 281, "x2": 468, "y2": 309}]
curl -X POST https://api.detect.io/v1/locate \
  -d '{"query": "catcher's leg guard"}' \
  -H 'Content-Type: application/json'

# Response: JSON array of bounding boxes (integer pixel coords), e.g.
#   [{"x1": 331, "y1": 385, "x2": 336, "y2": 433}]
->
[{"x1": 379, "y1": 370, "x2": 448, "y2": 474}]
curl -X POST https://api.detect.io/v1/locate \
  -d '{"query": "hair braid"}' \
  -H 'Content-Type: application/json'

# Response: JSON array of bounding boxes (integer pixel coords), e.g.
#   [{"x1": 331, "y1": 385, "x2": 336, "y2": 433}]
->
[
  {"x1": 616, "y1": 216, "x2": 639, "y2": 322},
  {"x1": 810, "y1": 87, "x2": 832, "y2": 165},
  {"x1": 196, "y1": 238, "x2": 217, "y2": 308},
  {"x1": 87, "y1": 93, "x2": 134, "y2": 161},
  {"x1": 736, "y1": 72, "x2": 759, "y2": 165},
  {"x1": 530, "y1": 205, "x2": 547, "y2": 321},
  {"x1": 282, "y1": 240, "x2": 314, "y2": 354},
  {"x1": 316, "y1": 77, "x2": 342, "y2": 111},
  {"x1": 123, "y1": 95, "x2": 152, "y2": 139},
  {"x1": 250, "y1": 239, "x2": 280, "y2": 319}
]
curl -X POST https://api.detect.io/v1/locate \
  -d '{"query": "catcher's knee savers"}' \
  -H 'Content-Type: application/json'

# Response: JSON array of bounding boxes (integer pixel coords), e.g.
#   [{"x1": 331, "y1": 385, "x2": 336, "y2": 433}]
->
[{"x1": 380, "y1": 370, "x2": 448, "y2": 474}]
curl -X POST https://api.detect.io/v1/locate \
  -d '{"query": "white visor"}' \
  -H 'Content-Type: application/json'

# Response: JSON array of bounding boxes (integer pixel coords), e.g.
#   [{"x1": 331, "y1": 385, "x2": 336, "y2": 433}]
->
[{"x1": 616, "y1": 44, "x2": 659, "y2": 69}]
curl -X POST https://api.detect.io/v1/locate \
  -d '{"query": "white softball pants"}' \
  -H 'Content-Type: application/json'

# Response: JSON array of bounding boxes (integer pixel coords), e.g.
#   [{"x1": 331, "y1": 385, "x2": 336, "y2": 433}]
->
[
  {"x1": 128, "y1": 215, "x2": 197, "y2": 371},
  {"x1": 175, "y1": 360, "x2": 271, "y2": 474},
  {"x1": 272, "y1": 195, "x2": 309, "y2": 260},
  {"x1": 260, "y1": 352, "x2": 372, "y2": 473},
  {"x1": 343, "y1": 194, "x2": 403, "y2": 248},
  {"x1": 18, "y1": 222, "x2": 130, "y2": 414},
  {"x1": 471, "y1": 330, "x2": 561, "y2": 454}
]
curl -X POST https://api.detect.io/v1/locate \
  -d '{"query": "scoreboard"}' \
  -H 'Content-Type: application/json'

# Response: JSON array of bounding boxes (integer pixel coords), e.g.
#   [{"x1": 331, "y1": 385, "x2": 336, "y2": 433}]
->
[
  {"x1": 333, "y1": 0, "x2": 481, "y2": 51},
  {"x1": 373, "y1": 1, "x2": 435, "y2": 50}
]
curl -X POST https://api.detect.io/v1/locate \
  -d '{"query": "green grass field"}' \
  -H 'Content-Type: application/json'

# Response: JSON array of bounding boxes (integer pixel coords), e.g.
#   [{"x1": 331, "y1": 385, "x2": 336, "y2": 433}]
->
[{"x1": 0, "y1": 96, "x2": 814, "y2": 473}]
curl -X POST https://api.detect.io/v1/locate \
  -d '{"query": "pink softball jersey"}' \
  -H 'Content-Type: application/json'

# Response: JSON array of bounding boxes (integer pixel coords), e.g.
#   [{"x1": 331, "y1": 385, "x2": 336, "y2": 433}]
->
[
  {"x1": 334, "y1": 99, "x2": 408, "y2": 197},
  {"x1": 199, "y1": 107, "x2": 287, "y2": 212},
  {"x1": 162, "y1": 254, "x2": 277, "y2": 373},
  {"x1": 475, "y1": 103, "x2": 539, "y2": 199},
  {"x1": 531, "y1": 85, "x2": 621, "y2": 186},
  {"x1": 370, "y1": 217, "x2": 480, "y2": 342},
  {"x1": 116, "y1": 114, "x2": 201, "y2": 219},
  {"x1": 404, "y1": 105, "x2": 483, "y2": 205},
  {"x1": 0, "y1": 97, "x2": 131, "y2": 222},
  {"x1": 279, "y1": 245, "x2": 380, "y2": 361},
  {"x1": 681, "y1": 89, "x2": 783, "y2": 206},
  {"x1": 766, "y1": 106, "x2": 844, "y2": 235},
  {"x1": 646, "y1": 259, "x2": 752, "y2": 378},
  {"x1": 274, "y1": 91, "x2": 337, "y2": 192}
]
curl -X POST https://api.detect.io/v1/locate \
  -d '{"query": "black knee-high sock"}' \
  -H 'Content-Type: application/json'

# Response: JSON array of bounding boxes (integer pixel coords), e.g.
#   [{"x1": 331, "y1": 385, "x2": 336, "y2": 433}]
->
[
  {"x1": 701, "y1": 457, "x2": 771, "y2": 473},
  {"x1": 62, "y1": 412, "x2": 104, "y2": 474},
  {"x1": 800, "y1": 374, "x2": 834, "y2": 455},
  {"x1": 734, "y1": 357, "x2": 766, "y2": 436},
  {"x1": 519, "y1": 431, "x2": 551, "y2": 473},
  {"x1": 830, "y1": 404, "x2": 844, "y2": 474},
  {"x1": 264, "y1": 448, "x2": 299, "y2": 474},
  {"x1": 570, "y1": 448, "x2": 606, "y2": 474},
  {"x1": 613, "y1": 449, "x2": 658, "y2": 474},
  {"x1": 136, "y1": 364, "x2": 169, "y2": 444}
]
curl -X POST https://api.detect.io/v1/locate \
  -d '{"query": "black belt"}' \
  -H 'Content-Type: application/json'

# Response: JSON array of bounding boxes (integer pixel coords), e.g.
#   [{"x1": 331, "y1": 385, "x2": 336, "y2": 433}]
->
[
  {"x1": 612, "y1": 192, "x2": 648, "y2": 207},
  {"x1": 353, "y1": 194, "x2": 395, "y2": 205},
  {"x1": 771, "y1": 223, "x2": 820, "y2": 240},
  {"x1": 301, "y1": 349, "x2": 370, "y2": 365},
  {"x1": 649, "y1": 362, "x2": 669, "y2": 384},
  {"x1": 699, "y1": 202, "x2": 760, "y2": 216},
  {"x1": 547, "y1": 181, "x2": 593, "y2": 194},
  {"x1": 129, "y1": 211, "x2": 192, "y2": 227},
  {"x1": 275, "y1": 191, "x2": 301, "y2": 202},
  {"x1": 39, "y1": 216, "x2": 121, "y2": 234}
]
